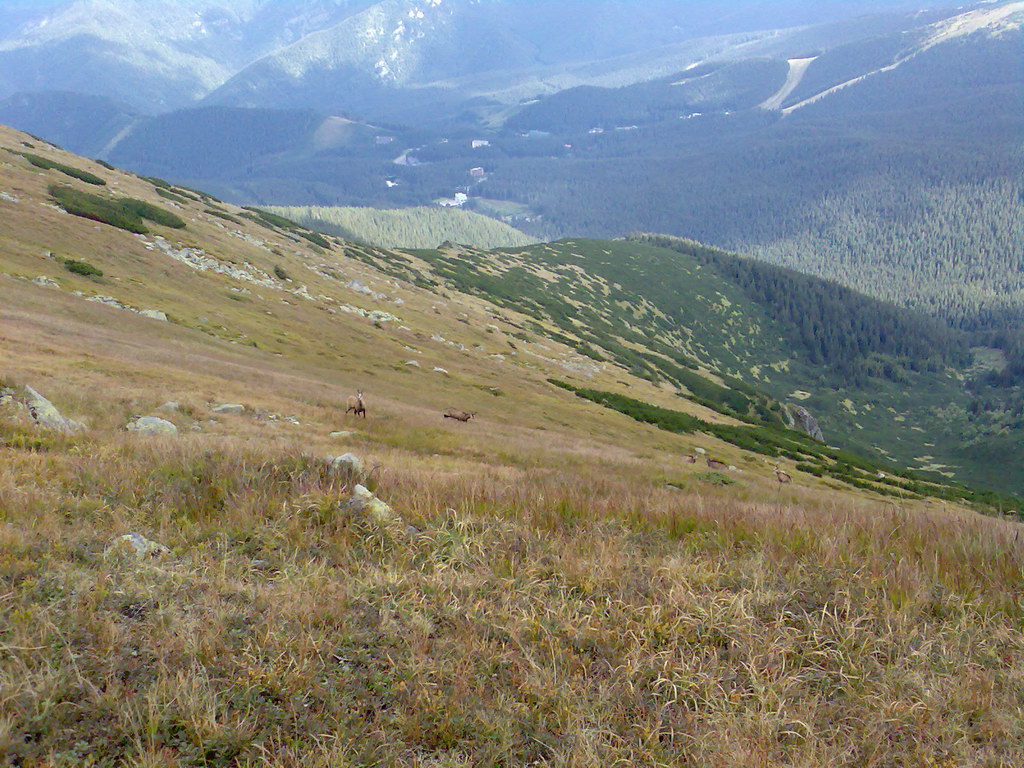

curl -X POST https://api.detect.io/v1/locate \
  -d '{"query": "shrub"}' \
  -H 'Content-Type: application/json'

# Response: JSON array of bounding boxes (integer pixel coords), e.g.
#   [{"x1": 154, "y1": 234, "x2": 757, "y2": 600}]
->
[
  {"x1": 246, "y1": 208, "x2": 300, "y2": 230},
  {"x1": 49, "y1": 185, "x2": 148, "y2": 234},
  {"x1": 142, "y1": 176, "x2": 172, "y2": 189},
  {"x1": 273, "y1": 265, "x2": 291, "y2": 281},
  {"x1": 156, "y1": 188, "x2": 190, "y2": 205},
  {"x1": 23, "y1": 153, "x2": 106, "y2": 185},
  {"x1": 205, "y1": 208, "x2": 241, "y2": 224},
  {"x1": 49, "y1": 186, "x2": 188, "y2": 233},
  {"x1": 62, "y1": 258, "x2": 103, "y2": 278},
  {"x1": 118, "y1": 198, "x2": 186, "y2": 229},
  {"x1": 297, "y1": 230, "x2": 332, "y2": 249},
  {"x1": 696, "y1": 471, "x2": 736, "y2": 486}
]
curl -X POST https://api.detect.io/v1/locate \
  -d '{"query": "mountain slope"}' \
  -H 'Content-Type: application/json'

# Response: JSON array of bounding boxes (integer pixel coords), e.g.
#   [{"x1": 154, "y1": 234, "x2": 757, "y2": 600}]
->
[
  {"x1": 3, "y1": 124, "x2": 1024, "y2": 766},
  {"x1": 3, "y1": 122, "x2": 1020, "y2": 500}
]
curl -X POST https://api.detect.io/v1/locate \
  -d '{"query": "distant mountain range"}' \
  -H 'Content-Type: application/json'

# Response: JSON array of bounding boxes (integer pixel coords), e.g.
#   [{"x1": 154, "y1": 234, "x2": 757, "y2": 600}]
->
[{"x1": 0, "y1": 0, "x2": 963, "y2": 114}]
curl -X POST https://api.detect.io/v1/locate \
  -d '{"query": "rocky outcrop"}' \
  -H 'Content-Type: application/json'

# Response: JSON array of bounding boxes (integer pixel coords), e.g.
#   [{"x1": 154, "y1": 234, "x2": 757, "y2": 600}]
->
[
  {"x1": 126, "y1": 416, "x2": 178, "y2": 436},
  {"x1": 785, "y1": 404, "x2": 824, "y2": 442},
  {"x1": 212, "y1": 404, "x2": 245, "y2": 415}
]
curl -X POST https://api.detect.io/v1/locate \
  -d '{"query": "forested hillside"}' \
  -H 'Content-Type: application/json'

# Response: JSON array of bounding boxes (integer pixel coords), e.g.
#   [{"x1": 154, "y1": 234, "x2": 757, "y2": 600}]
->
[{"x1": 268, "y1": 205, "x2": 536, "y2": 249}]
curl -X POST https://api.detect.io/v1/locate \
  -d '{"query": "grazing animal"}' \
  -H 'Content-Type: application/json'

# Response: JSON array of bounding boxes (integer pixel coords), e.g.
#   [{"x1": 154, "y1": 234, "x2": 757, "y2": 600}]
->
[
  {"x1": 774, "y1": 466, "x2": 793, "y2": 487},
  {"x1": 706, "y1": 456, "x2": 729, "y2": 471},
  {"x1": 444, "y1": 409, "x2": 477, "y2": 423},
  {"x1": 345, "y1": 390, "x2": 366, "y2": 418}
]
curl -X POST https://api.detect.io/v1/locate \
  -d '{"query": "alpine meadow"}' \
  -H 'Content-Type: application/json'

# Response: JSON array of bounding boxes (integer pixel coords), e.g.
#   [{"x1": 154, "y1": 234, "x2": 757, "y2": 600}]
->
[{"x1": 1, "y1": 1, "x2": 1023, "y2": 766}]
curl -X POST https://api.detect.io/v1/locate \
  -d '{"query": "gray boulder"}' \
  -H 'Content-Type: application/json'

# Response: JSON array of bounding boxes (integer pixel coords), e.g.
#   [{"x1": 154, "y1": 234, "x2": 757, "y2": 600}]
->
[
  {"x1": 139, "y1": 309, "x2": 168, "y2": 321},
  {"x1": 331, "y1": 453, "x2": 364, "y2": 476},
  {"x1": 33, "y1": 275, "x2": 58, "y2": 288},
  {"x1": 785, "y1": 404, "x2": 825, "y2": 442},
  {"x1": 212, "y1": 404, "x2": 245, "y2": 415},
  {"x1": 106, "y1": 532, "x2": 171, "y2": 560},
  {"x1": 348, "y1": 484, "x2": 395, "y2": 523},
  {"x1": 24, "y1": 386, "x2": 85, "y2": 432},
  {"x1": 126, "y1": 416, "x2": 178, "y2": 436}
]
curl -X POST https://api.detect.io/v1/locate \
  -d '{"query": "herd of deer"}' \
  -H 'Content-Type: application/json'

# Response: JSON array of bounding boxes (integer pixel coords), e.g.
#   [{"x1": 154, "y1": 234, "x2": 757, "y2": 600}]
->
[
  {"x1": 681, "y1": 452, "x2": 793, "y2": 487},
  {"x1": 345, "y1": 390, "x2": 476, "y2": 423},
  {"x1": 345, "y1": 390, "x2": 791, "y2": 486}
]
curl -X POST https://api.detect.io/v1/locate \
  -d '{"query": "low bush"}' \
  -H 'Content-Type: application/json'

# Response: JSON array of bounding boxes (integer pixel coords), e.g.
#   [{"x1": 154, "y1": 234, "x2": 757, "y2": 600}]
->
[
  {"x1": 62, "y1": 258, "x2": 103, "y2": 278},
  {"x1": 119, "y1": 198, "x2": 187, "y2": 229},
  {"x1": 49, "y1": 185, "x2": 187, "y2": 233},
  {"x1": 23, "y1": 153, "x2": 106, "y2": 185},
  {"x1": 156, "y1": 188, "x2": 190, "y2": 205},
  {"x1": 49, "y1": 185, "x2": 148, "y2": 234}
]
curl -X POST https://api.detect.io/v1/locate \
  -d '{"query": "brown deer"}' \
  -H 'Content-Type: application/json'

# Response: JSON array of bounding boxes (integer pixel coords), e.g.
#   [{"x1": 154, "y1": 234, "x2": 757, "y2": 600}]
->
[
  {"x1": 345, "y1": 390, "x2": 366, "y2": 418},
  {"x1": 444, "y1": 409, "x2": 476, "y2": 423},
  {"x1": 774, "y1": 465, "x2": 793, "y2": 487},
  {"x1": 706, "y1": 456, "x2": 729, "y2": 471}
]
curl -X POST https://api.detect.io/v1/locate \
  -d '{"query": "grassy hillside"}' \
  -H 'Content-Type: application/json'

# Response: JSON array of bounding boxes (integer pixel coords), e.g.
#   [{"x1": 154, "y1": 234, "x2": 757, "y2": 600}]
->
[
  {"x1": 2, "y1": 125, "x2": 1024, "y2": 766},
  {"x1": 268, "y1": 205, "x2": 536, "y2": 250},
  {"x1": 379, "y1": 236, "x2": 1021, "y2": 494}
]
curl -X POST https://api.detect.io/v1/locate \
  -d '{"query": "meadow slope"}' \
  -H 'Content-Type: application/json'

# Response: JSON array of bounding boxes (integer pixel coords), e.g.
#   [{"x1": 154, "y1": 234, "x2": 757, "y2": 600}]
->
[{"x1": 1, "y1": 125, "x2": 1023, "y2": 766}]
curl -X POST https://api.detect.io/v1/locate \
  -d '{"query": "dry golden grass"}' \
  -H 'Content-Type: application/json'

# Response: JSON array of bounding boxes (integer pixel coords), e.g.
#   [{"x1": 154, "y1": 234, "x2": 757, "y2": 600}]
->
[
  {"x1": 2, "y1": 124, "x2": 1023, "y2": 767},
  {"x1": 2, "y1": 410, "x2": 1023, "y2": 767}
]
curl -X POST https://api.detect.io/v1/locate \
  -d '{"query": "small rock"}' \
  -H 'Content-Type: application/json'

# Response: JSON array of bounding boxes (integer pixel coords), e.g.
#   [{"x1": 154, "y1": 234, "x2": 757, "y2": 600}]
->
[
  {"x1": 433, "y1": 367, "x2": 449, "y2": 376},
  {"x1": 694, "y1": 447, "x2": 707, "y2": 456},
  {"x1": 212, "y1": 404, "x2": 245, "y2": 415},
  {"x1": 88, "y1": 296, "x2": 129, "y2": 309},
  {"x1": 158, "y1": 401, "x2": 180, "y2": 413},
  {"x1": 139, "y1": 309, "x2": 168, "y2": 322},
  {"x1": 349, "y1": 484, "x2": 394, "y2": 523},
  {"x1": 331, "y1": 453, "x2": 364, "y2": 476},
  {"x1": 107, "y1": 533, "x2": 171, "y2": 559},
  {"x1": 33, "y1": 276, "x2": 58, "y2": 288},
  {"x1": 126, "y1": 416, "x2": 178, "y2": 436},
  {"x1": 405, "y1": 360, "x2": 421, "y2": 368}
]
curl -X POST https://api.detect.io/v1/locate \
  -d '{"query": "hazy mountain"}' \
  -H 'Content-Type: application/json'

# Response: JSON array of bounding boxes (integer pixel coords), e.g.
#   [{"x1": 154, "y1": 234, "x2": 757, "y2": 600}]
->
[{"x1": 0, "y1": 0, "x2": 958, "y2": 114}]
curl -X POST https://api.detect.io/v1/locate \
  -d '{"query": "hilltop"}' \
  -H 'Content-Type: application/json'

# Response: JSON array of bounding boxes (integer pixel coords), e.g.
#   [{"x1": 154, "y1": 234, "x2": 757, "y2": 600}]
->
[{"x1": 1, "y1": 126, "x2": 1023, "y2": 766}]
